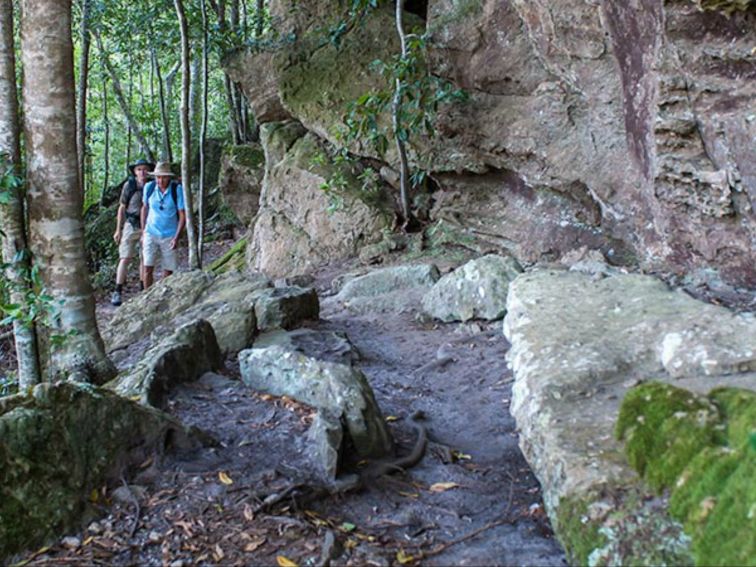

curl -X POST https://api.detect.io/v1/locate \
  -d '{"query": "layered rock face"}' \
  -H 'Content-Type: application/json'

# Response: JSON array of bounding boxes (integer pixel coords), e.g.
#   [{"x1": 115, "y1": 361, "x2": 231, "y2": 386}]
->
[{"x1": 226, "y1": 0, "x2": 754, "y2": 287}]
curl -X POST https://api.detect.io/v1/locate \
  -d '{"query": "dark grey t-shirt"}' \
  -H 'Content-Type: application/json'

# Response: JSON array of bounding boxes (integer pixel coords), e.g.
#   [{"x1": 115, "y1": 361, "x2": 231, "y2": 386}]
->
[{"x1": 119, "y1": 179, "x2": 144, "y2": 226}]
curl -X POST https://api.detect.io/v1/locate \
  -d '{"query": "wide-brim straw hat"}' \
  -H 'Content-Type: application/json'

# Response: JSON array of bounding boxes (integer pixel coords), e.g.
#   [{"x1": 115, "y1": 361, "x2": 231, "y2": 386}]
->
[
  {"x1": 148, "y1": 162, "x2": 176, "y2": 177},
  {"x1": 128, "y1": 158, "x2": 154, "y2": 175}
]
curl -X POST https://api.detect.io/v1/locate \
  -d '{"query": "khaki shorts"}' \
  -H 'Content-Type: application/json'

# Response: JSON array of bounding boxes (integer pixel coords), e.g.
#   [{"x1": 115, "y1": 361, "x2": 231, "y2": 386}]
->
[
  {"x1": 143, "y1": 232, "x2": 178, "y2": 272},
  {"x1": 118, "y1": 222, "x2": 141, "y2": 259}
]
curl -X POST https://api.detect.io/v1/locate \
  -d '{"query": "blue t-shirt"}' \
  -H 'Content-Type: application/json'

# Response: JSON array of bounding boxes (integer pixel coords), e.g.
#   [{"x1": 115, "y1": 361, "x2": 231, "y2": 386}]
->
[{"x1": 143, "y1": 180, "x2": 185, "y2": 238}]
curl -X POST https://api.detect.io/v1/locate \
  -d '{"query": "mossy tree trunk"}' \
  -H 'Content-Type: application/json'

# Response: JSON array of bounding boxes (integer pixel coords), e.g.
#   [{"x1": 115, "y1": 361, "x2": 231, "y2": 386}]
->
[
  {"x1": 20, "y1": 0, "x2": 115, "y2": 384},
  {"x1": 0, "y1": 0, "x2": 41, "y2": 389}
]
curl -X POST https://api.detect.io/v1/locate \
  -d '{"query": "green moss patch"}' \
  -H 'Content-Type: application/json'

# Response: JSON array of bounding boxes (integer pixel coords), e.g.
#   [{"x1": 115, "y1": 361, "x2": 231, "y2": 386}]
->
[
  {"x1": 224, "y1": 144, "x2": 265, "y2": 170},
  {"x1": 617, "y1": 382, "x2": 756, "y2": 566},
  {"x1": 555, "y1": 495, "x2": 608, "y2": 566},
  {"x1": 208, "y1": 238, "x2": 247, "y2": 274},
  {"x1": 616, "y1": 382, "x2": 723, "y2": 491}
]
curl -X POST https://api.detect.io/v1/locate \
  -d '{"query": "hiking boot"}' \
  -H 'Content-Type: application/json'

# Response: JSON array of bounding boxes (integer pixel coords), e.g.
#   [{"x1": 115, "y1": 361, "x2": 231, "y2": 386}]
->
[{"x1": 111, "y1": 290, "x2": 122, "y2": 306}]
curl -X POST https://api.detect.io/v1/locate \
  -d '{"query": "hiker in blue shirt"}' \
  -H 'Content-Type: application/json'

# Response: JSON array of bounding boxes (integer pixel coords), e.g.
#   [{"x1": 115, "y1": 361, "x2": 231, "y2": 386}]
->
[{"x1": 140, "y1": 162, "x2": 186, "y2": 289}]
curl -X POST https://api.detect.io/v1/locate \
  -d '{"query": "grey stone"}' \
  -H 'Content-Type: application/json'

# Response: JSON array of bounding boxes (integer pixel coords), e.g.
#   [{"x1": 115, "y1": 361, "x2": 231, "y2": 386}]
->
[
  {"x1": 238, "y1": 345, "x2": 393, "y2": 459},
  {"x1": 217, "y1": 143, "x2": 265, "y2": 226},
  {"x1": 503, "y1": 269, "x2": 756, "y2": 562},
  {"x1": 253, "y1": 286, "x2": 320, "y2": 331},
  {"x1": 254, "y1": 329, "x2": 359, "y2": 366},
  {"x1": 305, "y1": 410, "x2": 344, "y2": 480},
  {"x1": 108, "y1": 320, "x2": 223, "y2": 408},
  {"x1": 326, "y1": 264, "x2": 440, "y2": 315},
  {"x1": 422, "y1": 254, "x2": 523, "y2": 322}
]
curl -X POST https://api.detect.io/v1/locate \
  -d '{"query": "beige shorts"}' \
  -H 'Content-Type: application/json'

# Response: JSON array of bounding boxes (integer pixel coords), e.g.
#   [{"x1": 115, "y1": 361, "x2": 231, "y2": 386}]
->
[
  {"x1": 143, "y1": 232, "x2": 177, "y2": 272},
  {"x1": 118, "y1": 222, "x2": 141, "y2": 259}
]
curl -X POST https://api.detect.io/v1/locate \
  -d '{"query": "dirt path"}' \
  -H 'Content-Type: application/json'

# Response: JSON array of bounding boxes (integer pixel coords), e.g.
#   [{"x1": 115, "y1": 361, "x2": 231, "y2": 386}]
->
[{"x1": 18, "y1": 268, "x2": 565, "y2": 566}]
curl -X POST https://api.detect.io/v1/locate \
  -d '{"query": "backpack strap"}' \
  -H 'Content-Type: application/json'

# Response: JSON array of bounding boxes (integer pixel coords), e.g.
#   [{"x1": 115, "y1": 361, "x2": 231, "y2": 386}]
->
[
  {"x1": 170, "y1": 181, "x2": 179, "y2": 211},
  {"x1": 144, "y1": 180, "x2": 156, "y2": 204}
]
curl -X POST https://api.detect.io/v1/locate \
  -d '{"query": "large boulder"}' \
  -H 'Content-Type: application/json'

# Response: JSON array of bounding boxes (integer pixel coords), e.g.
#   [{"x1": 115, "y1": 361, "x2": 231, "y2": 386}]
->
[
  {"x1": 217, "y1": 143, "x2": 266, "y2": 226},
  {"x1": 246, "y1": 122, "x2": 392, "y2": 277},
  {"x1": 226, "y1": 0, "x2": 756, "y2": 288},
  {"x1": 239, "y1": 336, "x2": 393, "y2": 462},
  {"x1": 103, "y1": 270, "x2": 271, "y2": 353},
  {"x1": 0, "y1": 382, "x2": 200, "y2": 558},
  {"x1": 252, "y1": 286, "x2": 320, "y2": 331},
  {"x1": 108, "y1": 320, "x2": 224, "y2": 408},
  {"x1": 422, "y1": 254, "x2": 523, "y2": 322},
  {"x1": 325, "y1": 264, "x2": 440, "y2": 315},
  {"x1": 503, "y1": 269, "x2": 756, "y2": 564}
]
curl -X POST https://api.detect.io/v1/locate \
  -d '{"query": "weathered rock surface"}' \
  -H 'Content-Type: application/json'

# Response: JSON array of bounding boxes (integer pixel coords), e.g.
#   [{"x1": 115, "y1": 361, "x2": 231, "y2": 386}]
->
[
  {"x1": 246, "y1": 121, "x2": 392, "y2": 277},
  {"x1": 103, "y1": 270, "x2": 271, "y2": 353},
  {"x1": 254, "y1": 328, "x2": 359, "y2": 366},
  {"x1": 503, "y1": 269, "x2": 756, "y2": 564},
  {"x1": 252, "y1": 286, "x2": 320, "y2": 331},
  {"x1": 226, "y1": 0, "x2": 756, "y2": 288},
  {"x1": 218, "y1": 143, "x2": 265, "y2": 226},
  {"x1": 0, "y1": 382, "x2": 200, "y2": 558},
  {"x1": 326, "y1": 264, "x2": 440, "y2": 315},
  {"x1": 422, "y1": 254, "x2": 523, "y2": 322},
  {"x1": 239, "y1": 339, "x2": 393, "y2": 461},
  {"x1": 109, "y1": 320, "x2": 223, "y2": 408}
]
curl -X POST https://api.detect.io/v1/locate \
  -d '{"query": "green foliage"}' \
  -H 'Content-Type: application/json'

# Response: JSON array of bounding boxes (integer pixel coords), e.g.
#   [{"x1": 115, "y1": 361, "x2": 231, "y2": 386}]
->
[{"x1": 310, "y1": 146, "x2": 386, "y2": 214}]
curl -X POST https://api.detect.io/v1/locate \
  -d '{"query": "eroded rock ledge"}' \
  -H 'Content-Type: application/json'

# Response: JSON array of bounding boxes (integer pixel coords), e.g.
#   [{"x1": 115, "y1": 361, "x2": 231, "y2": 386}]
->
[{"x1": 503, "y1": 268, "x2": 756, "y2": 564}]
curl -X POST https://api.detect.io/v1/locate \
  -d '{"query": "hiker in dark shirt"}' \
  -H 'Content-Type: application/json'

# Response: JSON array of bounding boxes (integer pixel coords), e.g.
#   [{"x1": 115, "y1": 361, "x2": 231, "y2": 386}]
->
[{"x1": 111, "y1": 159, "x2": 153, "y2": 306}]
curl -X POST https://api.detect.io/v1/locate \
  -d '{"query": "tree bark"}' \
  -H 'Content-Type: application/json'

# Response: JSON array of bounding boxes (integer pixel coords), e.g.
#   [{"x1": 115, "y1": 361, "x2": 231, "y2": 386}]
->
[
  {"x1": 76, "y1": 0, "x2": 91, "y2": 198},
  {"x1": 20, "y1": 0, "x2": 115, "y2": 384},
  {"x1": 101, "y1": 75, "x2": 110, "y2": 202},
  {"x1": 174, "y1": 0, "x2": 198, "y2": 268},
  {"x1": 94, "y1": 30, "x2": 156, "y2": 163},
  {"x1": 198, "y1": 0, "x2": 210, "y2": 265},
  {"x1": 0, "y1": 0, "x2": 41, "y2": 389},
  {"x1": 153, "y1": 48, "x2": 174, "y2": 163},
  {"x1": 255, "y1": 0, "x2": 264, "y2": 38},
  {"x1": 393, "y1": 0, "x2": 410, "y2": 225}
]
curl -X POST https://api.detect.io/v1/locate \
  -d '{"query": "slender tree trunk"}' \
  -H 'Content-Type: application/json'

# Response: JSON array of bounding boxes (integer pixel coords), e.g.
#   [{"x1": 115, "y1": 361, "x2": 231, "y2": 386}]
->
[
  {"x1": 255, "y1": 0, "x2": 264, "y2": 37},
  {"x1": 393, "y1": 0, "x2": 410, "y2": 225},
  {"x1": 101, "y1": 76, "x2": 109, "y2": 202},
  {"x1": 174, "y1": 0, "x2": 198, "y2": 268},
  {"x1": 153, "y1": 48, "x2": 173, "y2": 163},
  {"x1": 76, "y1": 0, "x2": 91, "y2": 198},
  {"x1": 198, "y1": 0, "x2": 210, "y2": 264},
  {"x1": 94, "y1": 30, "x2": 156, "y2": 163},
  {"x1": 189, "y1": 51, "x2": 200, "y2": 156},
  {"x1": 0, "y1": 0, "x2": 41, "y2": 389},
  {"x1": 212, "y1": 0, "x2": 242, "y2": 144},
  {"x1": 20, "y1": 0, "x2": 115, "y2": 384}
]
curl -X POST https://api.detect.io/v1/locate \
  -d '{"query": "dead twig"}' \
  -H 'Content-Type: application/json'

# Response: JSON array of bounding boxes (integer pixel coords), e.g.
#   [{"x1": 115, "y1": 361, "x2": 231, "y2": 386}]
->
[{"x1": 416, "y1": 516, "x2": 511, "y2": 560}]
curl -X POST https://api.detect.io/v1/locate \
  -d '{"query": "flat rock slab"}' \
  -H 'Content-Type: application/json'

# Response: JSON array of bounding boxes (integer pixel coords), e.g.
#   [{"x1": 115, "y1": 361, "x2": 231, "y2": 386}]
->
[
  {"x1": 325, "y1": 264, "x2": 440, "y2": 315},
  {"x1": 254, "y1": 328, "x2": 359, "y2": 366},
  {"x1": 108, "y1": 320, "x2": 223, "y2": 408},
  {"x1": 503, "y1": 269, "x2": 756, "y2": 564},
  {"x1": 422, "y1": 254, "x2": 523, "y2": 322},
  {"x1": 0, "y1": 382, "x2": 199, "y2": 558},
  {"x1": 239, "y1": 343, "x2": 393, "y2": 461}
]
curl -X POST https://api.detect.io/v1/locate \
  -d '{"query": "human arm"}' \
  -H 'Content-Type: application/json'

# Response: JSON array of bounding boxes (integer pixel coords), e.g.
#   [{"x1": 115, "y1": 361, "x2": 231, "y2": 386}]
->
[
  {"x1": 113, "y1": 203, "x2": 126, "y2": 243},
  {"x1": 140, "y1": 204, "x2": 148, "y2": 242},
  {"x1": 171, "y1": 210, "x2": 186, "y2": 250}
]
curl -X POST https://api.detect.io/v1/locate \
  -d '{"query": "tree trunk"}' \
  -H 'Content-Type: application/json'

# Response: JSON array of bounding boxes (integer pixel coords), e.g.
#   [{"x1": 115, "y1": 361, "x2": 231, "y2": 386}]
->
[
  {"x1": 0, "y1": 0, "x2": 41, "y2": 389},
  {"x1": 101, "y1": 75, "x2": 109, "y2": 202},
  {"x1": 153, "y1": 48, "x2": 173, "y2": 163},
  {"x1": 189, "y1": 51, "x2": 200, "y2": 156},
  {"x1": 20, "y1": 0, "x2": 115, "y2": 384},
  {"x1": 198, "y1": 0, "x2": 210, "y2": 264},
  {"x1": 174, "y1": 0, "x2": 198, "y2": 268},
  {"x1": 94, "y1": 30, "x2": 156, "y2": 164},
  {"x1": 255, "y1": 0, "x2": 264, "y2": 38},
  {"x1": 393, "y1": 0, "x2": 410, "y2": 225},
  {"x1": 212, "y1": 0, "x2": 242, "y2": 144},
  {"x1": 75, "y1": 0, "x2": 91, "y2": 198}
]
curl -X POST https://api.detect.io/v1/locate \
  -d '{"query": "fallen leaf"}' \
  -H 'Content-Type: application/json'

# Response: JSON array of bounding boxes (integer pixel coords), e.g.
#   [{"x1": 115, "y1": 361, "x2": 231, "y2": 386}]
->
[
  {"x1": 244, "y1": 538, "x2": 266, "y2": 552},
  {"x1": 452, "y1": 450, "x2": 472, "y2": 461},
  {"x1": 340, "y1": 522, "x2": 356, "y2": 532},
  {"x1": 430, "y1": 482, "x2": 460, "y2": 493},
  {"x1": 398, "y1": 491, "x2": 420, "y2": 499},
  {"x1": 213, "y1": 544, "x2": 225, "y2": 562},
  {"x1": 385, "y1": 415, "x2": 400, "y2": 422},
  {"x1": 218, "y1": 471, "x2": 234, "y2": 485},
  {"x1": 397, "y1": 549, "x2": 415, "y2": 564},
  {"x1": 276, "y1": 555, "x2": 298, "y2": 567},
  {"x1": 243, "y1": 503, "x2": 254, "y2": 521}
]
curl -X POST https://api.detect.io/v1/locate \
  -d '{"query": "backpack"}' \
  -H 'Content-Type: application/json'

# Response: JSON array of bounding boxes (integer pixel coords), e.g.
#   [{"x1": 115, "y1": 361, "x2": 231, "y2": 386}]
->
[
  {"x1": 122, "y1": 177, "x2": 142, "y2": 229},
  {"x1": 145, "y1": 180, "x2": 180, "y2": 218}
]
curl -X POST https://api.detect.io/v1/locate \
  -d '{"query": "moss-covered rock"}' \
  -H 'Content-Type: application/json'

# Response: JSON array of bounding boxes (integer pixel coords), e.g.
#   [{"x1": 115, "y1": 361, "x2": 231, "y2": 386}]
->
[
  {"x1": 618, "y1": 383, "x2": 756, "y2": 566},
  {"x1": 616, "y1": 382, "x2": 724, "y2": 492},
  {"x1": 208, "y1": 237, "x2": 247, "y2": 274},
  {"x1": 218, "y1": 143, "x2": 266, "y2": 227},
  {"x1": 0, "y1": 382, "x2": 199, "y2": 558}
]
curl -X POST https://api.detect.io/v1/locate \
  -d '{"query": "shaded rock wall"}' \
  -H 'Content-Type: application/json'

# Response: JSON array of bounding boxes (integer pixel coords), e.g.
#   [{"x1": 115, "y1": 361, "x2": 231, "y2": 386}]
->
[{"x1": 226, "y1": 0, "x2": 755, "y2": 287}]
